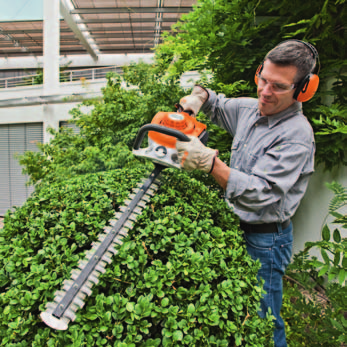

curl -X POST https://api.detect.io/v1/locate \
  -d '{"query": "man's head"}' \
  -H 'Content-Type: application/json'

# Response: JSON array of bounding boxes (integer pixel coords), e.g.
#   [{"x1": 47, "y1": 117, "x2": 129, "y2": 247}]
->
[{"x1": 256, "y1": 40, "x2": 318, "y2": 116}]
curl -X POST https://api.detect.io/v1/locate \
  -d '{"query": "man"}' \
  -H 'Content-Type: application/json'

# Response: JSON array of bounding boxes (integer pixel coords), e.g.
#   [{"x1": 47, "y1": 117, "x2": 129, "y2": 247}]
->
[{"x1": 176, "y1": 40, "x2": 318, "y2": 347}]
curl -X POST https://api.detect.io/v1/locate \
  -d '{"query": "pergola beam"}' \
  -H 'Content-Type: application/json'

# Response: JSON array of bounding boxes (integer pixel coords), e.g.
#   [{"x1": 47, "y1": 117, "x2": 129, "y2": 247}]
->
[
  {"x1": 0, "y1": 26, "x2": 173, "y2": 35},
  {"x1": 75, "y1": 18, "x2": 176, "y2": 24},
  {"x1": 1, "y1": 32, "x2": 161, "y2": 41},
  {"x1": 92, "y1": 33, "x2": 160, "y2": 38},
  {"x1": 71, "y1": 7, "x2": 192, "y2": 14},
  {"x1": 0, "y1": 49, "x2": 153, "y2": 57},
  {"x1": 59, "y1": 0, "x2": 99, "y2": 61}
]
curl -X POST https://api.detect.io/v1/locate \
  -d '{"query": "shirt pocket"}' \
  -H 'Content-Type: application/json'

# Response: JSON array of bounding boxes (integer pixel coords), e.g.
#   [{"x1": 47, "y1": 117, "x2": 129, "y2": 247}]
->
[{"x1": 230, "y1": 139, "x2": 241, "y2": 166}]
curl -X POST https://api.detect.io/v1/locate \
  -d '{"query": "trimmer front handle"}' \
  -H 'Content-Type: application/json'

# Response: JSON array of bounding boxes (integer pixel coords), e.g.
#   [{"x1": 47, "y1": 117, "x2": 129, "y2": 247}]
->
[{"x1": 133, "y1": 124, "x2": 190, "y2": 151}]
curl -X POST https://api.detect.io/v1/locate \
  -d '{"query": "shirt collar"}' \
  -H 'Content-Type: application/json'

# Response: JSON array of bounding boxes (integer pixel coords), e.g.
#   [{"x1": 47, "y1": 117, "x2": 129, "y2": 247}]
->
[{"x1": 258, "y1": 102, "x2": 302, "y2": 129}]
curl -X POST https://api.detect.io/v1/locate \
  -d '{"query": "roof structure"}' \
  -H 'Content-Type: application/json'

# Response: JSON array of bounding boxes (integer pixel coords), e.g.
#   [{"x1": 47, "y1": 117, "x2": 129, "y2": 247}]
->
[{"x1": 0, "y1": 0, "x2": 195, "y2": 58}]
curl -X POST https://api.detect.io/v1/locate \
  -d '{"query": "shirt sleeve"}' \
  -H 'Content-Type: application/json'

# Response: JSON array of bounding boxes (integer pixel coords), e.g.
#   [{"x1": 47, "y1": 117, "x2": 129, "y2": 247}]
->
[
  {"x1": 201, "y1": 89, "x2": 240, "y2": 137},
  {"x1": 225, "y1": 142, "x2": 314, "y2": 212}
]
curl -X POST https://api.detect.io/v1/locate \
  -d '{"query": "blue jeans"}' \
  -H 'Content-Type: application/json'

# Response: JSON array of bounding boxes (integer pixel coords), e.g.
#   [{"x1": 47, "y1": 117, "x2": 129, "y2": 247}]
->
[{"x1": 243, "y1": 222, "x2": 293, "y2": 347}]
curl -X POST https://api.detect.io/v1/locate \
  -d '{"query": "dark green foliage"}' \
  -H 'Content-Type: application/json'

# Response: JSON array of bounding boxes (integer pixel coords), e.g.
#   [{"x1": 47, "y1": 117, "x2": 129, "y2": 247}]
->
[{"x1": 0, "y1": 167, "x2": 273, "y2": 346}]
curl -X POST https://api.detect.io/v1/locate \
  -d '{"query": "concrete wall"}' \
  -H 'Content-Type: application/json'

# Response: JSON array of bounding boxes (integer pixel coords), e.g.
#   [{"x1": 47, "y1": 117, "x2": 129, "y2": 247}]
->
[
  {"x1": 292, "y1": 165, "x2": 347, "y2": 255},
  {"x1": 0, "y1": 79, "x2": 103, "y2": 143}
]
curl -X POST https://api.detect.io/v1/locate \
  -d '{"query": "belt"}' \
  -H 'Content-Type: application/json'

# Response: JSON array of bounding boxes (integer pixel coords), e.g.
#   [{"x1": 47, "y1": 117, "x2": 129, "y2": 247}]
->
[{"x1": 240, "y1": 219, "x2": 291, "y2": 234}]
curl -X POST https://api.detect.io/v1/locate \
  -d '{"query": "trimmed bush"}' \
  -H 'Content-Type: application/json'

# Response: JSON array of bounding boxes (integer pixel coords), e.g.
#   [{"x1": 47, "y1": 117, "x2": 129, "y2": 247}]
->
[{"x1": 0, "y1": 166, "x2": 273, "y2": 346}]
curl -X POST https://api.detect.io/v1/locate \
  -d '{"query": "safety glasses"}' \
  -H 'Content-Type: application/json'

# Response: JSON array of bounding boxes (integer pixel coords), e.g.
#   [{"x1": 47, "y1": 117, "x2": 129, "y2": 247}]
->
[{"x1": 257, "y1": 74, "x2": 298, "y2": 94}]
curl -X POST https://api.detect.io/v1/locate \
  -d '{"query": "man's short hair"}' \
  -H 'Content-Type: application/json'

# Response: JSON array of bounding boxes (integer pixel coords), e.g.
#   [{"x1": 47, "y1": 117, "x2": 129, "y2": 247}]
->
[{"x1": 265, "y1": 40, "x2": 317, "y2": 83}]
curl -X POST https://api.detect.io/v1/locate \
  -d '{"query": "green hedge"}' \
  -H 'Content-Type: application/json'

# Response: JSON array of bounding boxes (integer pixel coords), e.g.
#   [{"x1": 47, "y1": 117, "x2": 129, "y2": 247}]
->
[{"x1": 0, "y1": 167, "x2": 273, "y2": 346}]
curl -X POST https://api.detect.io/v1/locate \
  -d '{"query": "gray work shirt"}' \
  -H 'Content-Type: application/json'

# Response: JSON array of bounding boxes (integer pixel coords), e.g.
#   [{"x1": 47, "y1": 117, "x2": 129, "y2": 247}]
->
[{"x1": 201, "y1": 91, "x2": 315, "y2": 224}]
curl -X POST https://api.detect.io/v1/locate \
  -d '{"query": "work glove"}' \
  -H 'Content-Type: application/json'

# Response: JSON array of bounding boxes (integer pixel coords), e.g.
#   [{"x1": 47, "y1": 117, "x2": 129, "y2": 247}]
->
[
  {"x1": 176, "y1": 136, "x2": 218, "y2": 173},
  {"x1": 179, "y1": 85, "x2": 209, "y2": 117}
]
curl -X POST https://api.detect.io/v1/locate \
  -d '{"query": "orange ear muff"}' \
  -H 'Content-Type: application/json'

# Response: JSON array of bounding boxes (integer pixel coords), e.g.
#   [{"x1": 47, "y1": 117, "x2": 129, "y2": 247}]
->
[
  {"x1": 294, "y1": 73, "x2": 319, "y2": 102},
  {"x1": 254, "y1": 63, "x2": 263, "y2": 85}
]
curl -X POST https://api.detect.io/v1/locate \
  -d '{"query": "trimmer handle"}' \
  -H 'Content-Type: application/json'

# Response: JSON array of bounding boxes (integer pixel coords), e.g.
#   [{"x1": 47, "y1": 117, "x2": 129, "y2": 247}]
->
[
  {"x1": 175, "y1": 103, "x2": 194, "y2": 116},
  {"x1": 133, "y1": 124, "x2": 191, "y2": 150}
]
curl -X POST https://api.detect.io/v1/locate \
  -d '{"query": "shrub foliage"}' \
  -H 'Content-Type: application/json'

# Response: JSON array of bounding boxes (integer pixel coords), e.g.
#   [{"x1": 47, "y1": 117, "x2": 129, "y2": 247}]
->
[{"x1": 0, "y1": 168, "x2": 273, "y2": 346}]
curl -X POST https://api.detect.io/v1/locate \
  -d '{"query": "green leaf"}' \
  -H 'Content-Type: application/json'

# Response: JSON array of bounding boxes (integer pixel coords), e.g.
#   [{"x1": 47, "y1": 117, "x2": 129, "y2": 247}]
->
[
  {"x1": 318, "y1": 265, "x2": 329, "y2": 277},
  {"x1": 333, "y1": 228, "x2": 341, "y2": 243},
  {"x1": 172, "y1": 330, "x2": 183, "y2": 341},
  {"x1": 334, "y1": 251, "x2": 341, "y2": 266},
  {"x1": 321, "y1": 249, "x2": 330, "y2": 265},
  {"x1": 322, "y1": 224, "x2": 330, "y2": 241},
  {"x1": 84, "y1": 313, "x2": 98, "y2": 320},
  {"x1": 342, "y1": 256, "x2": 347, "y2": 269},
  {"x1": 187, "y1": 303, "x2": 195, "y2": 315},
  {"x1": 161, "y1": 298, "x2": 169, "y2": 307},
  {"x1": 338, "y1": 269, "x2": 346, "y2": 285},
  {"x1": 126, "y1": 302, "x2": 135, "y2": 312}
]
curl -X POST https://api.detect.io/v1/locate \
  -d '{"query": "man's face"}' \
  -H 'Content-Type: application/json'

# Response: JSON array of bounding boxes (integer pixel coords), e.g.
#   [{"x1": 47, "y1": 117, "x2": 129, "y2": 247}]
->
[{"x1": 257, "y1": 60, "x2": 298, "y2": 116}]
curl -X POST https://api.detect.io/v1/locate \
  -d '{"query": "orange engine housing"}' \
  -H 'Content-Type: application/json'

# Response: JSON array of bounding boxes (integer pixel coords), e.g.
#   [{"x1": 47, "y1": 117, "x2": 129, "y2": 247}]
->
[{"x1": 148, "y1": 112, "x2": 207, "y2": 149}]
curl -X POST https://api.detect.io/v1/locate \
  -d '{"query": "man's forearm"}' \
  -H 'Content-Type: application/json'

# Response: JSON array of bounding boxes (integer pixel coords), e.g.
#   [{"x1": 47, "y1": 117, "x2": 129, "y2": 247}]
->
[{"x1": 210, "y1": 157, "x2": 231, "y2": 190}]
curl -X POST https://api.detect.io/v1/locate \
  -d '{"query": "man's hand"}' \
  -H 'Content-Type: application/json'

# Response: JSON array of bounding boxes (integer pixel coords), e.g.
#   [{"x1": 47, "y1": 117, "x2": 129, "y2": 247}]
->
[
  {"x1": 176, "y1": 136, "x2": 218, "y2": 173},
  {"x1": 179, "y1": 85, "x2": 209, "y2": 117}
]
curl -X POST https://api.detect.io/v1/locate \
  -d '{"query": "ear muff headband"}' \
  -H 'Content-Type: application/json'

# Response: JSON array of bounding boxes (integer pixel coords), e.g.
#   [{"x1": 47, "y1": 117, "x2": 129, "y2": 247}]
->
[{"x1": 255, "y1": 40, "x2": 320, "y2": 102}]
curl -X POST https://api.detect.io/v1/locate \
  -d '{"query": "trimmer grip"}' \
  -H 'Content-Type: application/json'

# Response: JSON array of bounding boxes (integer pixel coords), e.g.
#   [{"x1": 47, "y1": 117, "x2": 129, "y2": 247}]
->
[{"x1": 133, "y1": 124, "x2": 190, "y2": 150}]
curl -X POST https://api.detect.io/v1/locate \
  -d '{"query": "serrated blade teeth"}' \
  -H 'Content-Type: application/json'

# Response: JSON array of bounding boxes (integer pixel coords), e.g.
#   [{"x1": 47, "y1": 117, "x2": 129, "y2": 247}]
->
[
  {"x1": 114, "y1": 212, "x2": 123, "y2": 219},
  {"x1": 109, "y1": 219, "x2": 118, "y2": 227},
  {"x1": 95, "y1": 263, "x2": 106, "y2": 274},
  {"x1": 113, "y1": 239, "x2": 123, "y2": 248},
  {"x1": 133, "y1": 206, "x2": 143, "y2": 214},
  {"x1": 71, "y1": 269, "x2": 81, "y2": 280},
  {"x1": 119, "y1": 227, "x2": 129, "y2": 237},
  {"x1": 101, "y1": 251, "x2": 113, "y2": 264},
  {"x1": 132, "y1": 188, "x2": 140, "y2": 194},
  {"x1": 81, "y1": 285, "x2": 93, "y2": 296},
  {"x1": 62, "y1": 280, "x2": 74, "y2": 291},
  {"x1": 64, "y1": 308, "x2": 77, "y2": 321},
  {"x1": 45, "y1": 302, "x2": 58, "y2": 311},
  {"x1": 146, "y1": 188, "x2": 156, "y2": 196},
  {"x1": 124, "y1": 199, "x2": 132, "y2": 206},
  {"x1": 119, "y1": 206, "x2": 129, "y2": 213},
  {"x1": 103, "y1": 226, "x2": 113, "y2": 234},
  {"x1": 142, "y1": 195, "x2": 151, "y2": 202},
  {"x1": 72, "y1": 296, "x2": 85, "y2": 309},
  {"x1": 113, "y1": 235, "x2": 123, "y2": 245},
  {"x1": 138, "y1": 200, "x2": 147, "y2": 208},
  {"x1": 78, "y1": 259, "x2": 89, "y2": 270},
  {"x1": 124, "y1": 221, "x2": 133, "y2": 229},
  {"x1": 88, "y1": 272, "x2": 100, "y2": 285},
  {"x1": 129, "y1": 213, "x2": 139, "y2": 222},
  {"x1": 91, "y1": 241, "x2": 101, "y2": 249},
  {"x1": 108, "y1": 245, "x2": 117, "y2": 254},
  {"x1": 53, "y1": 290, "x2": 66, "y2": 303},
  {"x1": 98, "y1": 234, "x2": 106, "y2": 242}
]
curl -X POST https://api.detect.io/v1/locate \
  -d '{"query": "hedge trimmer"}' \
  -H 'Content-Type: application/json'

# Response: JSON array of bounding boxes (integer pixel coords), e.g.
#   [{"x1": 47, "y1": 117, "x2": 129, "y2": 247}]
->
[{"x1": 40, "y1": 106, "x2": 207, "y2": 330}]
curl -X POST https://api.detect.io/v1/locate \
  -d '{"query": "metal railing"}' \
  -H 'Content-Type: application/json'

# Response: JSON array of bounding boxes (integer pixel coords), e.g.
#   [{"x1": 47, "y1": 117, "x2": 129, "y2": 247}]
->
[{"x1": 0, "y1": 66, "x2": 123, "y2": 89}]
